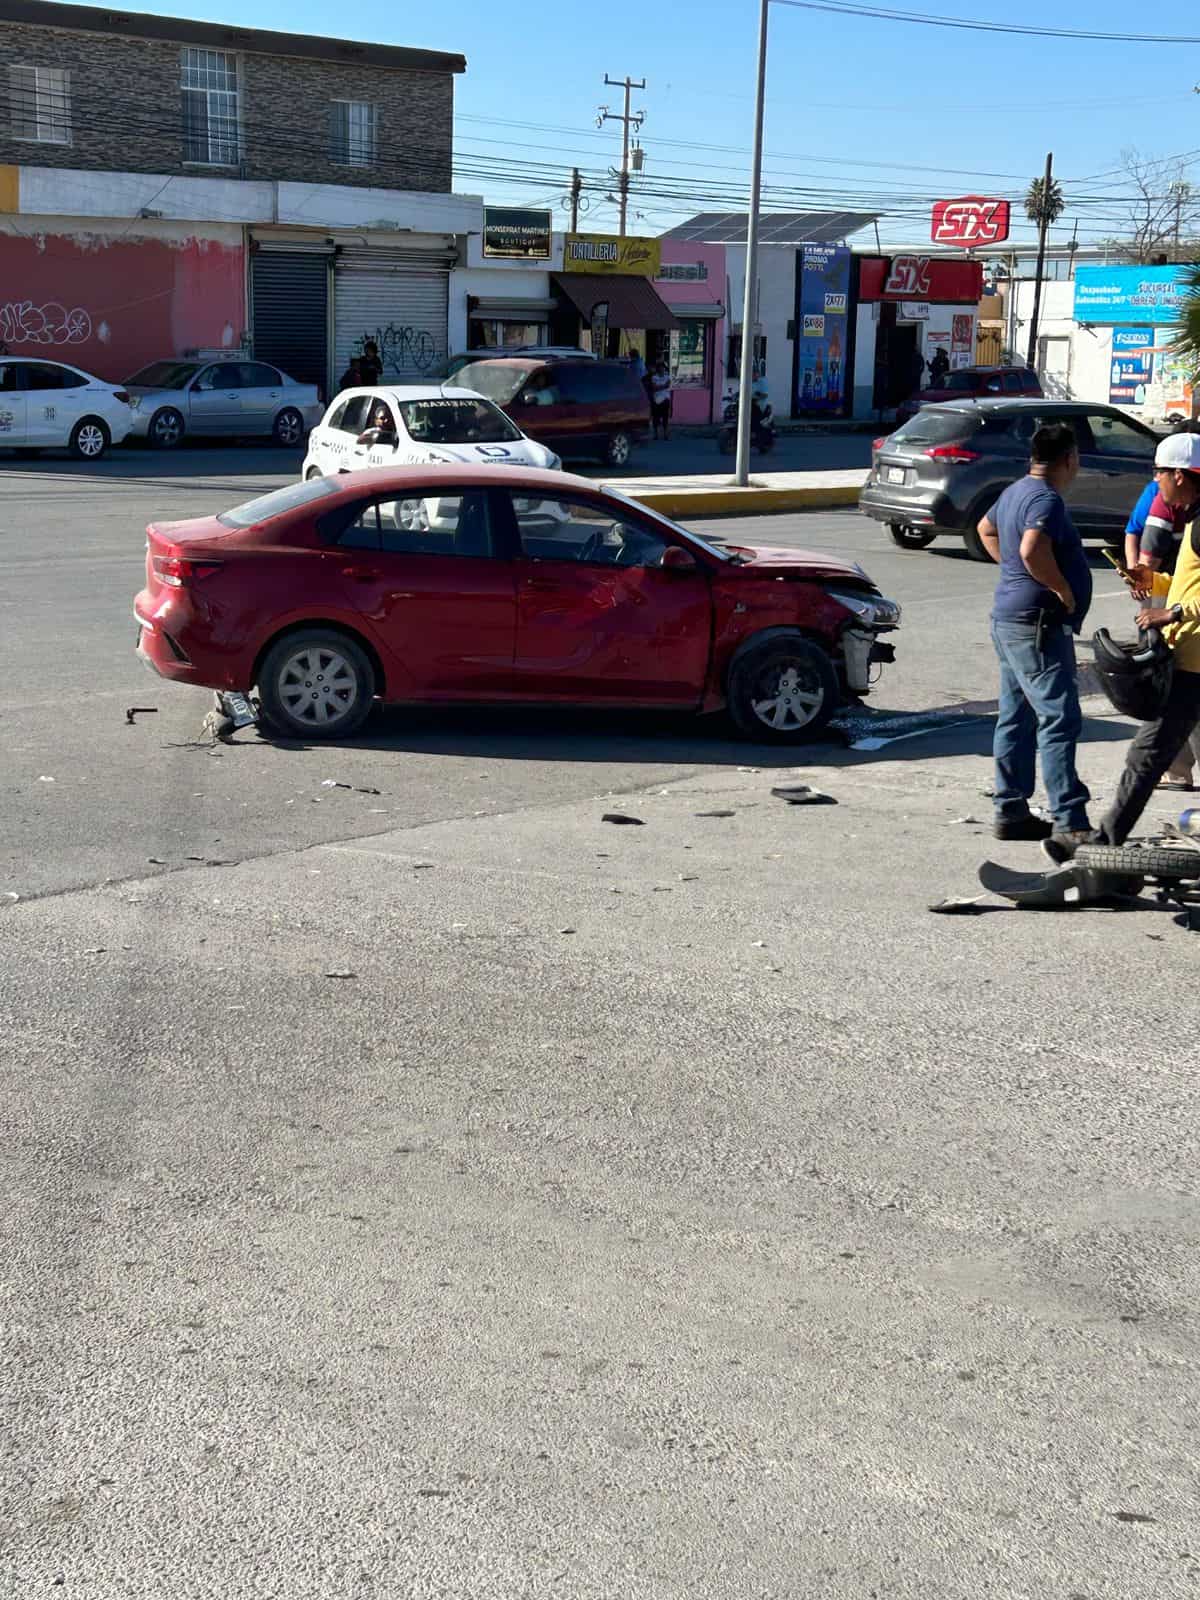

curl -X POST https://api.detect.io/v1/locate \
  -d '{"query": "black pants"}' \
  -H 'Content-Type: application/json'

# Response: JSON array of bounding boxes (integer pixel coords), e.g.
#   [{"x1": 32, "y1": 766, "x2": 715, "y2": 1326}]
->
[{"x1": 1100, "y1": 668, "x2": 1200, "y2": 844}]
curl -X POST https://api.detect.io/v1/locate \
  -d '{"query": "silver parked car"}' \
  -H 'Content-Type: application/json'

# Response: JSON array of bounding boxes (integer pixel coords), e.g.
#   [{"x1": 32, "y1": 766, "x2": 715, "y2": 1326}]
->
[{"x1": 124, "y1": 358, "x2": 324, "y2": 449}]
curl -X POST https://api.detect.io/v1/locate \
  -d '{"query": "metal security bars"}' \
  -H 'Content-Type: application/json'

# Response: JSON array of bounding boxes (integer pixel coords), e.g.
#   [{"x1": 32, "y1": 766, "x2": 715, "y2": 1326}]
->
[{"x1": 181, "y1": 47, "x2": 240, "y2": 165}]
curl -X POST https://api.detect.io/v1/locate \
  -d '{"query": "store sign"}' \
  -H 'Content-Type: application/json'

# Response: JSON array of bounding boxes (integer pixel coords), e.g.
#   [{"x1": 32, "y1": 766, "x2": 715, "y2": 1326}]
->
[
  {"x1": 1074, "y1": 264, "x2": 1186, "y2": 326},
  {"x1": 859, "y1": 255, "x2": 983, "y2": 305},
  {"x1": 482, "y1": 207, "x2": 552, "y2": 261},
  {"x1": 1109, "y1": 327, "x2": 1155, "y2": 403},
  {"x1": 900, "y1": 302, "x2": 930, "y2": 321},
  {"x1": 931, "y1": 196, "x2": 1011, "y2": 247},
  {"x1": 795, "y1": 244, "x2": 850, "y2": 414},
  {"x1": 658, "y1": 261, "x2": 708, "y2": 282},
  {"x1": 562, "y1": 233, "x2": 661, "y2": 277}
]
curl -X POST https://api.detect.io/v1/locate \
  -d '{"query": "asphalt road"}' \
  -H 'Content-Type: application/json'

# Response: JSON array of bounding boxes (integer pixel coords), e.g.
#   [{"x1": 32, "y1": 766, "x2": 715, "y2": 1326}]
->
[{"x1": 4, "y1": 458, "x2": 1199, "y2": 1598}]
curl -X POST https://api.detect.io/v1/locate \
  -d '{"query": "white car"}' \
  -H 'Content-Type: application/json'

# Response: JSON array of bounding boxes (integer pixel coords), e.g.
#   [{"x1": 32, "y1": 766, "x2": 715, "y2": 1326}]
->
[
  {"x1": 0, "y1": 356, "x2": 132, "y2": 460},
  {"x1": 303, "y1": 385, "x2": 563, "y2": 478}
]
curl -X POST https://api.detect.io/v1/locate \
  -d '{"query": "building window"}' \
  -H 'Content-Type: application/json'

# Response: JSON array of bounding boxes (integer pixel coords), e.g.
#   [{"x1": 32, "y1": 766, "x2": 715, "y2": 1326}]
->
[
  {"x1": 9, "y1": 65, "x2": 71, "y2": 145},
  {"x1": 669, "y1": 320, "x2": 710, "y2": 388},
  {"x1": 181, "y1": 48, "x2": 240, "y2": 165},
  {"x1": 331, "y1": 101, "x2": 377, "y2": 167}
]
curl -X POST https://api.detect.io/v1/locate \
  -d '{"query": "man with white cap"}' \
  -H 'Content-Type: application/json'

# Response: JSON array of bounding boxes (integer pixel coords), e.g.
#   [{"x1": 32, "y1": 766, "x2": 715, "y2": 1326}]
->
[{"x1": 1049, "y1": 429, "x2": 1200, "y2": 857}]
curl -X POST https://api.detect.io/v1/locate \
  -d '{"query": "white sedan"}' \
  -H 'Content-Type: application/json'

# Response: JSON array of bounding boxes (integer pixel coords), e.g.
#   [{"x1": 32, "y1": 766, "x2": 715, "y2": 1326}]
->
[
  {"x1": 302, "y1": 385, "x2": 562, "y2": 479},
  {"x1": 0, "y1": 356, "x2": 132, "y2": 459}
]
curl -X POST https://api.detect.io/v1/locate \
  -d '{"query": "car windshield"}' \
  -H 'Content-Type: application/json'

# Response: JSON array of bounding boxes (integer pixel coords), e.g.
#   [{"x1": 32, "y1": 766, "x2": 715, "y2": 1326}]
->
[
  {"x1": 217, "y1": 477, "x2": 339, "y2": 528},
  {"x1": 126, "y1": 361, "x2": 199, "y2": 389},
  {"x1": 453, "y1": 361, "x2": 530, "y2": 407},
  {"x1": 602, "y1": 487, "x2": 734, "y2": 563},
  {"x1": 400, "y1": 398, "x2": 522, "y2": 444}
]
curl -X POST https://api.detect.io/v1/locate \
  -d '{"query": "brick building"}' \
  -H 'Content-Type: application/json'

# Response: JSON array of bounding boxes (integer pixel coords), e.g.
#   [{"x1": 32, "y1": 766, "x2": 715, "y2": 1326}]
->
[{"x1": 0, "y1": 1, "x2": 475, "y2": 392}]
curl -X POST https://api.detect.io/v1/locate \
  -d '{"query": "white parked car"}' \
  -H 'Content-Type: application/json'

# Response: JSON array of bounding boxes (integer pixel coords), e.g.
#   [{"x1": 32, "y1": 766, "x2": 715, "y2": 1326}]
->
[
  {"x1": 0, "y1": 356, "x2": 132, "y2": 460},
  {"x1": 124, "y1": 358, "x2": 323, "y2": 448}
]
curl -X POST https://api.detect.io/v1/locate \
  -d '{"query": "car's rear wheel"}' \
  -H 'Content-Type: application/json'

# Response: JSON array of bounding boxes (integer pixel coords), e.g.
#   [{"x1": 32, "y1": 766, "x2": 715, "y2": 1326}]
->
[
  {"x1": 727, "y1": 634, "x2": 839, "y2": 742},
  {"x1": 888, "y1": 522, "x2": 936, "y2": 550},
  {"x1": 256, "y1": 629, "x2": 375, "y2": 741},
  {"x1": 273, "y1": 407, "x2": 305, "y2": 448},
  {"x1": 69, "y1": 417, "x2": 109, "y2": 461},
  {"x1": 149, "y1": 407, "x2": 184, "y2": 450},
  {"x1": 604, "y1": 430, "x2": 632, "y2": 467}
]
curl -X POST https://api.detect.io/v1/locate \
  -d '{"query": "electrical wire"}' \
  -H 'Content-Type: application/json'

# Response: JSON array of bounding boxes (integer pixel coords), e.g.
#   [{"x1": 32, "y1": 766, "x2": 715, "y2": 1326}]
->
[{"x1": 769, "y1": 0, "x2": 1200, "y2": 45}]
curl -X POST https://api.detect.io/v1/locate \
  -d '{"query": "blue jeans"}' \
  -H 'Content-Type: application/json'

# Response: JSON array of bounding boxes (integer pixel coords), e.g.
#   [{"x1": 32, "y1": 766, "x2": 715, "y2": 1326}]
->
[{"x1": 991, "y1": 616, "x2": 1091, "y2": 833}]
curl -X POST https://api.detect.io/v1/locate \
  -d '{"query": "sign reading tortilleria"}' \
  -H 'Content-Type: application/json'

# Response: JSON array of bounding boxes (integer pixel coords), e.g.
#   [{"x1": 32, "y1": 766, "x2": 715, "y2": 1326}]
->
[
  {"x1": 931, "y1": 196, "x2": 1011, "y2": 247},
  {"x1": 483, "y1": 206, "x2": 552, "y2": 260},
  {"x1": 562, "y1": 233, "x2": 661, "y2": 277}
]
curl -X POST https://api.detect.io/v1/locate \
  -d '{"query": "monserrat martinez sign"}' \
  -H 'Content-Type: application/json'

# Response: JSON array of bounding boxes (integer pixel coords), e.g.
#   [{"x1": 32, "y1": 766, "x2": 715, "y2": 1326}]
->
[
  {"x1": 562, "y1": 233, "x2": 661, "y2": 277},
  {"x1": 1073, "y1": 264, "x2": 1187, "y2": 326},
  {"x1": 482, "y1": 207, "x2": 552, "y2": 260}
]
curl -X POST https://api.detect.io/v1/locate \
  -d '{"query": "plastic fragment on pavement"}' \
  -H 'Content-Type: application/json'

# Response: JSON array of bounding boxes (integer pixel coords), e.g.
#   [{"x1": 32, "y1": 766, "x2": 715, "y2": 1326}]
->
[
  {"x1": 771, "y1": 785, "x2": 836, "y2": 806},
  {"x1": 602, "y1": 812, "x2": 645, "y2": 826}
]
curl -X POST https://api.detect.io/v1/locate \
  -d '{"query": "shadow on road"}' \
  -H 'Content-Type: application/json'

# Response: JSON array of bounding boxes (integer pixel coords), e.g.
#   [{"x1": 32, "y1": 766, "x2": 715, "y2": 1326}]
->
[{"x1": 0, "y1": 440, "x2": 298, "y2": 486}]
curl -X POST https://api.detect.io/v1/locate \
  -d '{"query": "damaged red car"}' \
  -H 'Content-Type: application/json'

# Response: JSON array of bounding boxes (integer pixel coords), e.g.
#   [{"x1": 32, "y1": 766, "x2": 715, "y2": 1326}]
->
[{"x1": 134, "y1": 465, "x2": 900, "y2": 742}]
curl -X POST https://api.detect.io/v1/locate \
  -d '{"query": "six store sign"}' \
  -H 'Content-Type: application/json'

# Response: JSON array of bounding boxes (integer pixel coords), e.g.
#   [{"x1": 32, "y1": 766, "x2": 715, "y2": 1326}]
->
[{"x1": 930, "y1": 197, "x2": 1011, "y2": 247}]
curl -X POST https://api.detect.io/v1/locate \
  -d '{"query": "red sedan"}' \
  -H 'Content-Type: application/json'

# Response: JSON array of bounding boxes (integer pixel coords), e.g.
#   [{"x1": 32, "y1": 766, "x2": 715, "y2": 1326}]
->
[{"x1": 134, "y1": 466, "x2": 900, "y2": 742}]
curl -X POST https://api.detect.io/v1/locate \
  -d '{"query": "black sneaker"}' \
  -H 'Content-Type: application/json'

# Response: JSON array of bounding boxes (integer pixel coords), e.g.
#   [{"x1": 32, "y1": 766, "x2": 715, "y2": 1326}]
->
[
  {"x1": 993, "y1": 814, "x2": 1053, "y2": 841},
  {"x1": 1041, "y1": 829, "x2": 1100, "y2": 865}
]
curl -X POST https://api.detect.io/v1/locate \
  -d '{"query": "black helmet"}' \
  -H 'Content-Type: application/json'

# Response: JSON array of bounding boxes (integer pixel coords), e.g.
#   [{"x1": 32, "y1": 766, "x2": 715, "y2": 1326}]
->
[{"x1": 1091, "y1": 628, "x2": 1173, "y2": 722}]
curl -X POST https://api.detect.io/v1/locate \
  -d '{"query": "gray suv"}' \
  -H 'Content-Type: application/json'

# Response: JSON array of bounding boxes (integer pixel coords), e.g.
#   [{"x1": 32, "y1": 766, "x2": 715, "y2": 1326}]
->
[{"x1": 859, "y1": 399, "x2": 1161, "y2": 560}]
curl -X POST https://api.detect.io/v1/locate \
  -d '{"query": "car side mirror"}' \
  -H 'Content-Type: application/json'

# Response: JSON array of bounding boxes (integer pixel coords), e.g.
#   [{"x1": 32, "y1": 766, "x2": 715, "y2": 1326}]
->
[{"x1": 661, "y1": 546, "x2": 699, "y2": 572}]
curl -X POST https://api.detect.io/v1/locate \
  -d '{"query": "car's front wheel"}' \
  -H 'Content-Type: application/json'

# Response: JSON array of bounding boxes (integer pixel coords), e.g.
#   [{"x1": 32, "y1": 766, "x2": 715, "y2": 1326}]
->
[
  {"x1": 604, "y1": 430, "x2": 632, "y2": 467},
  {"x1": 149, "y1": 408, "x2": 185, "y2": 449},
  {"x1": 256, "y1": 628, "x2": 375, "y2": 741},
  {"x1": 69, "y1": 417, "x2": 110, "y2": 461},
  {"x1": 273, "y1": 407, "x2": 305, "y2": 448},
  {"x1": 961, "y1": 522, "x2": 990, "y2": 562},
  {"x1": 888, "y1": 522, "x2": 936, "y2": 550},
  {"x1": 727, "y1": 633, "x2": 839, "y2": 742}
]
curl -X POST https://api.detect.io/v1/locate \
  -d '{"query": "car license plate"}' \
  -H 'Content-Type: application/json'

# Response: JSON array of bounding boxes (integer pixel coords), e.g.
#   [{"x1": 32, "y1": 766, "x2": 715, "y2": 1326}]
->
[
  {"x1": 217, "y1": 691, "x2": 257, "y2": 729},
  {"x1": 886, "y1": 466, "x2": 905, "y2": 485}
]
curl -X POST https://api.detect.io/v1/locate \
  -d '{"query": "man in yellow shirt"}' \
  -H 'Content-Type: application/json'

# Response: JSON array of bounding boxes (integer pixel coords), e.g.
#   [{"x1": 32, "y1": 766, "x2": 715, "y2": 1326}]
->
[{"x1": 1093, "y1": 431, "x2": 1200, "y2": 849}]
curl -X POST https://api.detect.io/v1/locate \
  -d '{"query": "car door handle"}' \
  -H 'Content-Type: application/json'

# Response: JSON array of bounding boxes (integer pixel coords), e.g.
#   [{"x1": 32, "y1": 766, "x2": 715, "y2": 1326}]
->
[
  {"x1": 341, "y1": 566, "x2": 380, "y2": 582},
  {"x1": 524, "y1": 577, "x2": 559, "y2": 592}
]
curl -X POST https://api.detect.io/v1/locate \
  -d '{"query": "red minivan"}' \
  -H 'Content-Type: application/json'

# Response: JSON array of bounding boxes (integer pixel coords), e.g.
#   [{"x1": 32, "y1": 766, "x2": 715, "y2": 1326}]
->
[{"x1": 455, "y1": 357, "x2": 649, "y2": 468}]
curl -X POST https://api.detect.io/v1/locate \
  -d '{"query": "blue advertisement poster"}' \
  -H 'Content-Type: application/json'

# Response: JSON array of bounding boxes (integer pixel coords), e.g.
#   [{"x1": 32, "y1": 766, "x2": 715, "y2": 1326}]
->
[
  {"x1": 1109, "y1": 327, "x2": 1155, "y2": 404},
  {"x1": 795, "y1": 245, "x2": 851, "y2": 413},
  {"x1": 1074, "y1": 265, "x2": 1185, "y2": 326}
]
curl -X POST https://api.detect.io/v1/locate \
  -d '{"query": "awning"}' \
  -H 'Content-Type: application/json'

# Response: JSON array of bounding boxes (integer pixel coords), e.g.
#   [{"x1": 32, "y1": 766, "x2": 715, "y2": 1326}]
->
[
  {"x1": 667, "y1": 301, "x2": 724, "y2": 320},
  {"x1": 468, "y1": 295, "x2": 558, "y2": 315},
  {"x1": 551, "y1": 273, "x2": 679, "y2": 331}
]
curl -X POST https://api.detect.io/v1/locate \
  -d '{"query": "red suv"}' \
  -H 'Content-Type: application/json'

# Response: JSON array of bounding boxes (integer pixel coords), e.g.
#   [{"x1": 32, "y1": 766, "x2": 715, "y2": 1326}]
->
[
  {"x1": 455, "y1": 357, "x2": 649, "y2": 467},
  {"x1": 897, "y1": 365, "x2": 1042, "y2": 425},
  {"x1": 134, "y1": 465, "x2": 900, "y2": 743}
]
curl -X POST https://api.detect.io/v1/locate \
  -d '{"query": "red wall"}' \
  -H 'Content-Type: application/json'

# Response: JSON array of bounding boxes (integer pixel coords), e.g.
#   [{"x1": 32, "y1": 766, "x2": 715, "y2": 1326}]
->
[{"x1": 0, "y1": 231, "x2": 245, "y2": 381}]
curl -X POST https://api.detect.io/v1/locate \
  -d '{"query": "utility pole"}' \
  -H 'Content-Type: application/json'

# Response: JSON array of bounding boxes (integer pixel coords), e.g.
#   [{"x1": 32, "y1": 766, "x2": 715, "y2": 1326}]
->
[
  {"x1": 734, "y1": 0, "x2": 769, "y2": 489},
  {"x1": 1025, "y1": 150, "x2": 1054, "y2": 373},
  {"x1": 1171, "y1": 180, "x2": 1188, "y2": 261},
  {"x1": 598, "y1": 75, "x2": 645, "y2": 237},
  {"x1": 568, "y1": 167, "x2": 581, "y2": 232}
]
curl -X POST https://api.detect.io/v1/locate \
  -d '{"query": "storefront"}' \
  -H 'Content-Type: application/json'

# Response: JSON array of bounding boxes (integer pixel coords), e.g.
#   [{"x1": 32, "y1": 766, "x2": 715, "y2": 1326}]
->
[
  {"x1": 550, "y1": 233, "x2": 679, "y2": 360},
  {"x1": 653, "y1": 241, "x2": 726, "y2": 425},
  {"x1": 851, "y1": 254, "x2": 983, "y2": 418},
  {"x1": 249, "y1": 234, "x2": 332, "y2": 395},
  {"x1": 1072, "y1": 264, "x2": 1194, "y2": 422},
  {"x1": 0, "y1": 217, "x2": 245, "y2": 383},
  {"x1": 332, "y1": 238, "x2": 457, "y2": 387}
]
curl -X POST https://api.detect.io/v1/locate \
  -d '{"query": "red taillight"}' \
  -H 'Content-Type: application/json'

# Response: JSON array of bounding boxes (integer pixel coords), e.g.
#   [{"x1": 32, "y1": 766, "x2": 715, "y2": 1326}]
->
[
  {"x1": 152, "y1": 552, "x2": 223, "y2": 587},
  {"x1": 924, "y1": 444, "x2": 979, "y2": 464},
  {"x1": 872, "y1": 436, "x2": 887, "y2": 452},
  {"x1": 113, "y1": 390, "x2": 130, "y2": 404}
]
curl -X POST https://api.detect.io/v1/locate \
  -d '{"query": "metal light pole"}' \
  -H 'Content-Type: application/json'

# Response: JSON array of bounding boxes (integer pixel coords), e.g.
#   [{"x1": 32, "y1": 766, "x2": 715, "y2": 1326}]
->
[{"x1": 734, "y1": 0, "x2": 769, "y2": 488}]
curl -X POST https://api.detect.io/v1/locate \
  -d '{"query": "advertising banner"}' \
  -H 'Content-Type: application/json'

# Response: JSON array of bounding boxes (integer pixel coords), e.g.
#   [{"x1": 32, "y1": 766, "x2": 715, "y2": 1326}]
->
[
  {"x1": 931, "y1": 197, "x2": 1011, "y2": 247},
  {"x1": 795, "y1": 244, "x2": 851, "y2": 413},
  {"x1": 1074, "y1": 265, "x2": 1186, "y2": 326},
  {"x1": 483, "y1": 207, "x2": 552, "y2": 260},
  {"x1": 1109, "y1": 327, "x2": 1155, "y2": 403},
  {"x1": 562, "y1": 233, "x2": 661, "y2": 277}
]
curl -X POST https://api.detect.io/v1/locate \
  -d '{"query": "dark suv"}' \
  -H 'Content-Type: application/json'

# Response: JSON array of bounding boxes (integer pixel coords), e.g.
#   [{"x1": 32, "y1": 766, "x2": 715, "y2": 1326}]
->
[
  {"x1": 897, "y1": 364, "x2": 1042, "y2": 425},
  {"x1": 454, "y1": 357, "x2": 649, "y2": 466},
  {"x1": 860, "y1": 399, "x2": 1162, "y2": 559}
]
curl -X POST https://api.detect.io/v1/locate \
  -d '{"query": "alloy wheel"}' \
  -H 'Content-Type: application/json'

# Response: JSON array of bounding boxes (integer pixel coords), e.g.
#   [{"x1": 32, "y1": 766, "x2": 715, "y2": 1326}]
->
[
  {"x1": 276, "y1": 645, "x2": 360, "y2": 729},
  {"x1": 750, "y1": 661, "x2": 824, "y2": 732},
  {"x1": 76, "y1": 423, "x2": 106, "y2": 458}
]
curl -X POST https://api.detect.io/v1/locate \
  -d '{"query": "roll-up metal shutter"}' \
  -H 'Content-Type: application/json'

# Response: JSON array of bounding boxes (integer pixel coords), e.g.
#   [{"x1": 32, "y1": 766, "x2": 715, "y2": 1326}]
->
[
  {"x1": 333, "y1": 246, "x2": 452, "y2": 384},
  {"x1": 250, "y1": 249, "x2": 330, "y2": 396}
]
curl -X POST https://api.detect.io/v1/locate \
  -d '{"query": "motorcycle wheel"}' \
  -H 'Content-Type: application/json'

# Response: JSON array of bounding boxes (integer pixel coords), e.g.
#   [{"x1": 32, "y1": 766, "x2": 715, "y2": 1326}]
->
[{"x1": 717, "y1": 426, "x2": 736, "y2": 455}]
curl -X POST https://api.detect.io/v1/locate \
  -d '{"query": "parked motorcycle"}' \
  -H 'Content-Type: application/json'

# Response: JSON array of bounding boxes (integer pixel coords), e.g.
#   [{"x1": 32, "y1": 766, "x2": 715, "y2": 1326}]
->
[{"x1": 717, "y1": 396, "x2": 775, "y2": 456}]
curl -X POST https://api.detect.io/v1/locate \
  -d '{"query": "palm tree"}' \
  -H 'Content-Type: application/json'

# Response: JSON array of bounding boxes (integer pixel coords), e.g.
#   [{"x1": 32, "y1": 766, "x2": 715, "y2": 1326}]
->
[
  {"x1": 1025, "y1": 176, "x2": 1065, "y2": 229},
  {"x1": 1174, "y1": 261, "x2": 1200, "y2": 367}
]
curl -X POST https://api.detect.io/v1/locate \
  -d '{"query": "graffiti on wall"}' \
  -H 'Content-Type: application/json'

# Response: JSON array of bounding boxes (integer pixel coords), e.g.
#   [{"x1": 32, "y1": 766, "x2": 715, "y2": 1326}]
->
[
  {"x1": 354, "y1": 324, "x2": 438, "y2": 375},
  {"x1": 0, "y1": 301, "x2": 93, "y2": 346}
]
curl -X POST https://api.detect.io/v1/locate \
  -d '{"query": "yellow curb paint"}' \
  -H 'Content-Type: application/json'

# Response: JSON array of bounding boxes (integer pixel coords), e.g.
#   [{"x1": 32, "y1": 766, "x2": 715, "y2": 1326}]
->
[{"x1": 628, "y1": 485, "x2": 861, "y2": 518}]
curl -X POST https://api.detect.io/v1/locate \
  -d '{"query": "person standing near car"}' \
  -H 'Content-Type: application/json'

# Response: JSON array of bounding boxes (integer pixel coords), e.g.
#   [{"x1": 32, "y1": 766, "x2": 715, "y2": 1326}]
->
[
  {"x1": 976, "y1": 422, "x2": 1094, "y2": 848},
  {"x1": 929, "y1": 347, "x2": 951, "y2": 386},
  {"x1": 650, "y1": 358, "x2": 672, "y2": 440},
  {"x1": 359, "y1": 340, "x2": 384, "y2": 385}
]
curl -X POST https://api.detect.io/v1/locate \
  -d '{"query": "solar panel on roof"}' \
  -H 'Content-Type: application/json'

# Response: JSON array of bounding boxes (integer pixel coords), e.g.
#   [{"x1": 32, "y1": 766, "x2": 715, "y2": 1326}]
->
[{"x1": 661, "y1": 209, "x2": 879, "y2": 245}]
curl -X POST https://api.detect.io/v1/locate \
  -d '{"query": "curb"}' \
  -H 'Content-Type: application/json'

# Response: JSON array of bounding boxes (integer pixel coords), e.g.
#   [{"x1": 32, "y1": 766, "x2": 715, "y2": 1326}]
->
[{"x1": 626, "y1": 484, "x2": 862, "y2": 519}]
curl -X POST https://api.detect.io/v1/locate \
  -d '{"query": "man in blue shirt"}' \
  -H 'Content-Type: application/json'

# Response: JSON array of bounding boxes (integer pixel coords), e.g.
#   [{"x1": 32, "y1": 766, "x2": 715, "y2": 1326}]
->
[{"x1": 976, "y1": 422, "x2": 1094, "y2": 851}]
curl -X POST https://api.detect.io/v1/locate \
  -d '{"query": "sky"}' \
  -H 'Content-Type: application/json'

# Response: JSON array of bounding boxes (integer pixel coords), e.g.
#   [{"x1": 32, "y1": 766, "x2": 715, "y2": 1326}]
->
[{"x1": 115, "y1": 0, "x2": 1200, "y2": 250}]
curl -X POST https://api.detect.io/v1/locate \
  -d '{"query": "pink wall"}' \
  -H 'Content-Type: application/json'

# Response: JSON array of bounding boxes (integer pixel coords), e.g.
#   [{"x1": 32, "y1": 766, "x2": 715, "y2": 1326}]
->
[
  {"x1": 0, "y1": 231, "x2": 245, "y2": 382},
  {"x1": 655, "y1": 240, "x2": 726, "y2": 426}
]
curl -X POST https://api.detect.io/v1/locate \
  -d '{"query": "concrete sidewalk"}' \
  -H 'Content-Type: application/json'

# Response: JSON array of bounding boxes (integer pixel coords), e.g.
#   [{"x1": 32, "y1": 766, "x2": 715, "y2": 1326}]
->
[{"x1": 604, "y1": 467, "x2": 865, "y2": 519}]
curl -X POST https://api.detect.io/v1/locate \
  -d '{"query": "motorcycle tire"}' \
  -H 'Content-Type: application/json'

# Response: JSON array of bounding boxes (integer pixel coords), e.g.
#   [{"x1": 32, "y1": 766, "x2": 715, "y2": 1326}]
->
[
  {"x1": 1073, "y1": 843, "x2": 1200, "y2": 882},
  {"x1": 717, "y1": 426, "x2": 736, "y2": 455}
]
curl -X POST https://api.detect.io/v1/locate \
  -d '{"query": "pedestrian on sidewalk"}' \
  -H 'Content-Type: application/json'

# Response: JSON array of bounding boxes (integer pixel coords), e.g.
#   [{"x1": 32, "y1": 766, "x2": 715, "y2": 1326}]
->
[
  {"x1": 1078, "y1": 432, "x2": 1200, "y2": 853},
  {"x1": 338, "y1": 356, "x2": 364, "y2": 392},
  {"x1": 929, "y1": 347, "x2": 951, "y2": 386},
  {"x1": 976, "y1": 422, "x2": 1094, "y2": 847},
  {"x1": 360, "y1": 340, "x2": 384, "y2": 385},
  {"x1": 650, "y1": 358, "x2": 672, "y2": 440}
]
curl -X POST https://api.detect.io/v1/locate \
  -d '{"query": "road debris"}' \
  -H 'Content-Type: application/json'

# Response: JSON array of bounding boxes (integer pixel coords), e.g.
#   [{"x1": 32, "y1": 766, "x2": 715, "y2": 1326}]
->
[
  {"x1": 324, "y1": 970, "x2": 357, "y2": 980},
  {"x1": 928, "y1": 896, "x2": 993, "y2": 916},
  {"x1": 38, "y1": 775, "x2": 54, "y2": 783},
  {"x1": 321, "y1": 780, "x2": 383, "y2": 795},
  {"x1": 602, "y1": 812, "x2": 644, "y2": 826},
  {"x1": 950, "y1": 815, "x2": 983, "y2": 825},
  {"x1": 694, "y1": 809, "x2": 736, "y2": 818},
  {"x1": 771, "y1": 785, "x2": 836, "y2": 806},
  {"x1": 1112, "y1": 1511, "x2": 1157, "y2": 1525},
  {"x1": 125, "y1": 706, "x2": 158, "y2": 724},
  {"x1": 3, "y1": 891, "x2": 20, "y2": 904}
]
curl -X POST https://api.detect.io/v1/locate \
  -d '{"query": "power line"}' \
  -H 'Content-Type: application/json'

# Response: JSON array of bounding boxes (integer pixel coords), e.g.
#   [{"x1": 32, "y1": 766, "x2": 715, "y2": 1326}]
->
[{"x1": 770, "y1": 0, "x2": 1200, "y2": 44}]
